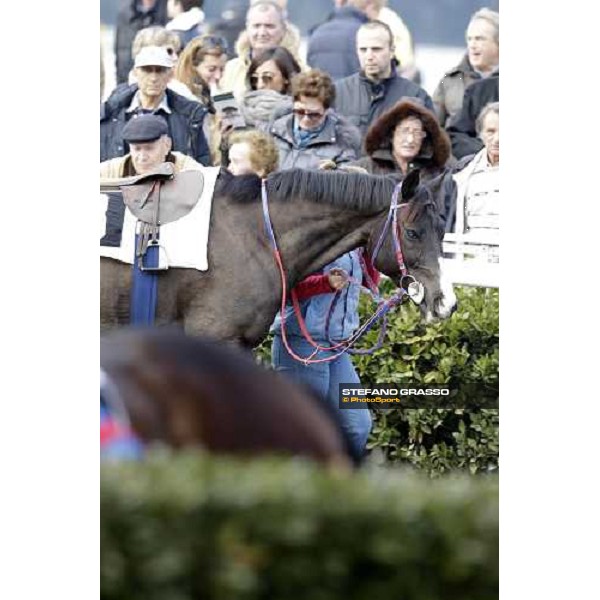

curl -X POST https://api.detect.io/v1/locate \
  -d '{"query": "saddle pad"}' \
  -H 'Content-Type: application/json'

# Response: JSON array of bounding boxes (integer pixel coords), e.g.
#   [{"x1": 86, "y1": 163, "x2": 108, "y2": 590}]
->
[{"x1": 100, "y1": 166, "x2": 220, "y2": 271}]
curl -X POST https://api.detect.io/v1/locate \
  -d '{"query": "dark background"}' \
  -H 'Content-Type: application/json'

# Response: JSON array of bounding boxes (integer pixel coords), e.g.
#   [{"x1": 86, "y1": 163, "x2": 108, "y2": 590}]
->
[{"x1": 100, "y1": 0, "x2": 499, "y2": 47}]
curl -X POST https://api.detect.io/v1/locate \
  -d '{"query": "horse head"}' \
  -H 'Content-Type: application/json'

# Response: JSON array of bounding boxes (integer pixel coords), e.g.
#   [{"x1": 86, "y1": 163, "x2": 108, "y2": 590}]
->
[{"x1": 367, "y1": 169, "x2": 457, "y2": 322}]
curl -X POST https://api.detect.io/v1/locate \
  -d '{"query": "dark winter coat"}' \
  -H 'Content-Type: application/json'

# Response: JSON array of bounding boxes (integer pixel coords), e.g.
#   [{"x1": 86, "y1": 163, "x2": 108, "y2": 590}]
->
[
  {"x1": 446, "y1": 70, "x2": 499, "y2": 160},
  {"x1": 270, "y1": 111, "x2": 361, "y2": 171},
  {"x1": 100, "y1": 84, "x2": 211, "y2": 166},
  {"x1": 114, "y1": 0, "x2": 168, "y2": 85},
  {"x1": 351, "y1": 99, "x2": 455, "y2": 227},
  {"x1": 306, "y1": 6, "x2": 369, "y2": 81},
  {"x1": 432, "y1": 53, "x2": 481, "y2": 127},
  {"x1": 333, "y1": 70, "x2": 434, "y2": 144}
]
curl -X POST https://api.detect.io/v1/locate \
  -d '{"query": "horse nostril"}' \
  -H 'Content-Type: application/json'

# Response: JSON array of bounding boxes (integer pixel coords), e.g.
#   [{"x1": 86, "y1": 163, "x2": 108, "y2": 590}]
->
[{"x1": 450, "y1": 300, "x2": 458, "y2": 315}]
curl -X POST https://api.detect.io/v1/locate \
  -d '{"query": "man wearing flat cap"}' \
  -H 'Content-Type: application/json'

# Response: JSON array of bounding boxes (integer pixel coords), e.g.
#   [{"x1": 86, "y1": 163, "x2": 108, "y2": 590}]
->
[
  {"x1": 100, "y1": 114, "x2": 202, "y2": 245},
  {"x1": 101, "y1": 45, "x2": 211, "y2": 166}
]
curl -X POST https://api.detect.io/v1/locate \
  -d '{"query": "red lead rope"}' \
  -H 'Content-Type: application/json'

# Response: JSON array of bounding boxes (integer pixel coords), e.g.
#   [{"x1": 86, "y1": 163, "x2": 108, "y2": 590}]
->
[
  {"x1": 264, "y1": 179, "x2": 411, "y2": 365},
  {"x1": 274, "y1": 249, "x2": 353, "y2": 364}
]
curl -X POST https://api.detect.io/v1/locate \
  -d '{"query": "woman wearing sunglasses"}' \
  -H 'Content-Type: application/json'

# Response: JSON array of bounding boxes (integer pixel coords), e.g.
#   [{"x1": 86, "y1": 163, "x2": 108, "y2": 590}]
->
[
  {"x1": 238, "y1": 47, "x2": 301, "y2": 132},
  {"x1": 269, "y1": 70, "x2": 374, "y2": 459},
  {"x1": 269, "y1": 68, "x2": 361, "y2": 171}
]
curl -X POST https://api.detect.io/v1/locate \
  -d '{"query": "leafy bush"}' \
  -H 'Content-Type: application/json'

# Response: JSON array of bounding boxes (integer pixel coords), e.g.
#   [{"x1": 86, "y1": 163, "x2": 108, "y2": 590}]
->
[
  {"x1": 255, "y1": 286, "x2": 499, "y2": 476},
  {"x1": 101, "y1": 451, "x2": 498, "y2": 600}
]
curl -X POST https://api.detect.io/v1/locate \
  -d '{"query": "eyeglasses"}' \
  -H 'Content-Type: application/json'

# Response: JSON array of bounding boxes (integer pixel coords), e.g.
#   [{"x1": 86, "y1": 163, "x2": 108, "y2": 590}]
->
[
  {"x1": 396, "y1": 127, "x2": 427, "y2": 140},
  {"x1": 250, "y1": 73, "x2": 275, "y2": 86},
  {"x1": 293, "y1": 108, "x2": 325, "y2": 120}
]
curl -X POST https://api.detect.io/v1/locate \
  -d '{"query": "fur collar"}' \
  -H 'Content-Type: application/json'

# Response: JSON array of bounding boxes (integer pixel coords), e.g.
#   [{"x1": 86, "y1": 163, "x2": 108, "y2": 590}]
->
[{"x1": 364, "y1": 98, "x2": 451, "y2": 168}]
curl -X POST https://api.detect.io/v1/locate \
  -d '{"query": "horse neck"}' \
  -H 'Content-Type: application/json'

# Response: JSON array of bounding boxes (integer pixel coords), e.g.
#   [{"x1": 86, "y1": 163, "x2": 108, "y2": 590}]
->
[{"x1": 268, "y1": 200, "x2": 384, "y2": 283}]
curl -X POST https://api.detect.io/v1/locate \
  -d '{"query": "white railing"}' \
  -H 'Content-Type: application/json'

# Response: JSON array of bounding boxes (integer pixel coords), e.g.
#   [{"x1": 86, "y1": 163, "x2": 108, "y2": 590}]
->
[{"x1": 441, "y1": 231, "x2": 499, "y2": 288}]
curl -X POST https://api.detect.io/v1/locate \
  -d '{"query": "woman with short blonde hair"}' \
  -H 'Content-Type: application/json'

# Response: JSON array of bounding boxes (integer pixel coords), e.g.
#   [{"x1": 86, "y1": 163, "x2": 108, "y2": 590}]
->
[{"x1": 226, "y1": 129, "x2": 279, "y2": 178}]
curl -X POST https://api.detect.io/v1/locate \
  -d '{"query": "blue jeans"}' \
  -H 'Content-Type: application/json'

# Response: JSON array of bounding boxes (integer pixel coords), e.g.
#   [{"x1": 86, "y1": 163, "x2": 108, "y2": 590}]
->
[{"x1": 272, "y1": 334, "x2": 372, "y2": 457}]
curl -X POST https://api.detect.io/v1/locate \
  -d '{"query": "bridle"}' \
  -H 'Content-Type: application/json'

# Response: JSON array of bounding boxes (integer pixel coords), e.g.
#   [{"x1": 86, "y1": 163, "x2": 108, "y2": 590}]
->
[
  {"x1": 369, "y1": 180, "x2": 425, "y2": 304},
  {"x1": 261, "y1": 178, "x2": 425, "y2": 364}
]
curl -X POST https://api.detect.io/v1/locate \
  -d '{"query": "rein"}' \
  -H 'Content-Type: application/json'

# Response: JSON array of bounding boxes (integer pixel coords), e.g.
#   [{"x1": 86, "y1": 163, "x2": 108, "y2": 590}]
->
[{"x1": 261, "y1": 179, "x2": 424, "y2": 364}]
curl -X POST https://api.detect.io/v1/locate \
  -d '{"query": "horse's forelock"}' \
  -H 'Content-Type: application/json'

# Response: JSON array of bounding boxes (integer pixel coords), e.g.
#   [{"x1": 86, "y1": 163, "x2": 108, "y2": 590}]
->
[{"x1": 401, "y1": 185, "x2": 436, "y2": 224}]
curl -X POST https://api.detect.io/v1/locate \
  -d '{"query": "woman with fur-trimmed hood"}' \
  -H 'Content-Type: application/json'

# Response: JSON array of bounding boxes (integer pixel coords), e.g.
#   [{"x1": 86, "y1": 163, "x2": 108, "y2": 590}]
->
[
  {"x1": 353, "y1": 98, "x2": 453, "y2": 179},
  {"x1": 351, "y1": 98, "x2": 455, "y2": 227}
]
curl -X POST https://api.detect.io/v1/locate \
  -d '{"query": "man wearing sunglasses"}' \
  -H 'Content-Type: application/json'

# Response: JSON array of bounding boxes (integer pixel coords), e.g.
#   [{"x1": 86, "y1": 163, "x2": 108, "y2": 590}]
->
[{"x1": 334, "y1": 20, "x2": 433, "y2": 144}]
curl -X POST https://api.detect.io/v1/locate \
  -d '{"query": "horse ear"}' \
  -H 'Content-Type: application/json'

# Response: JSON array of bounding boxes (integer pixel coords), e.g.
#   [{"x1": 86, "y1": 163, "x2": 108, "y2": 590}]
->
[{"x1": 401, "y1": 169, "x2": 420, "y2": 201}]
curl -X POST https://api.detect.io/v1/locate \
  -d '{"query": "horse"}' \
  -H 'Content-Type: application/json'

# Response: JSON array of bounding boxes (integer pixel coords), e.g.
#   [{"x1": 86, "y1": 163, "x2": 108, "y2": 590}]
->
[
  {"x1": 101, "y1": 328, "x2": 354, "y2": 468},
  {"x1": 100, "y1": 167, "x2": 456, "y2": 346}
]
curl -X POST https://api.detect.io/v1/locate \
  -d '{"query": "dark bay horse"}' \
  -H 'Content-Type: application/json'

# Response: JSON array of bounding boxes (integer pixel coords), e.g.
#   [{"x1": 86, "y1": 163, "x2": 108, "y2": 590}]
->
[
  {"x1": 101, "y1": 168, "x2": 456, "y2": 345},
  {"x1": 101, "y1": 328, "x2": 354, "y2": 468}
]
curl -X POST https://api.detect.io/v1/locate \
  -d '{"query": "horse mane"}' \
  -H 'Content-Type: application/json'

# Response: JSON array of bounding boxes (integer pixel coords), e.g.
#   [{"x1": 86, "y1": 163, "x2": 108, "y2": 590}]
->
[
  {"x1": 267, "y1": 169, "x2": 398, "y2": 213},
  {"x1": 216, "y1": 168, "x2": 399, "y2": 213},
  {"x1": 215, "y1": 168, "x2": 262, "y2": 202}
]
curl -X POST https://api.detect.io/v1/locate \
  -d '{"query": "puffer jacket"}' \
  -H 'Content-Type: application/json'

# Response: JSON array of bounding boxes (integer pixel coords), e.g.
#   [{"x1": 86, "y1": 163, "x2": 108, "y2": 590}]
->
[
  {"x1": 433, "y1": 54, "x2": 481, "y2": 127},
  {"x1": 240, "y1": 89, "x2": 293, "y2": 131},
  {"x1": 220, "y1": 23, "x2": 303, "y2": 100},
  {"x1": 270, "y1": 111, "x2": 361, "y2": 171},
  {"x1": 272, "y1": 251, "x2": 364, "y2": 342},
  {"x1": 334, "y1": 69, "x2": 434, "y2": 142},
  {"x1": 306, "y1": 6, "x2": 369, "y2": 81},
  {"x1": 100, "y1": 84, "x2": 211, "y2": 165},
  {"x1": 351, "y1": 99, "x2": 455, "y2": 228},
  {"x1": 114, "y1": 0, "x2": 168, "y2": 85}
]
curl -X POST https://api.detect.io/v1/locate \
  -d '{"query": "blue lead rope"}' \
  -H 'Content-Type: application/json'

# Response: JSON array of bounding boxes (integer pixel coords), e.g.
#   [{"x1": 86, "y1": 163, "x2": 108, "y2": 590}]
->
[{"x1": 130, "y1": 233, "x2": 159, "y2": 325}]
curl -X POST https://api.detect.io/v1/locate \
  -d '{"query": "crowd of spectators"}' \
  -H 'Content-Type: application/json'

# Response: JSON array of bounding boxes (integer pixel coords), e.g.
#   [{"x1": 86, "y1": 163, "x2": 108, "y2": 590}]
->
[{"x1": 101, "y1": 0, "x2": 500, "y2": 459}]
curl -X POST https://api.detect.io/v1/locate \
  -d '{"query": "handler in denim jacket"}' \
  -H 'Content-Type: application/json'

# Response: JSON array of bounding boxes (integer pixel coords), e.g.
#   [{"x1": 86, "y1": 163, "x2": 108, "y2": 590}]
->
[{"x1": 271, "y1": 250, "x2": 379, "y2": 458}]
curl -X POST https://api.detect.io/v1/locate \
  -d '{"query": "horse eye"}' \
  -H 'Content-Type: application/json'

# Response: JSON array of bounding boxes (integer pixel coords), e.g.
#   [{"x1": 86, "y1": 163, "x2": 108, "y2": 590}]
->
[{"x1": 405, "y1": 229, "x2": 420, "y2": 241}]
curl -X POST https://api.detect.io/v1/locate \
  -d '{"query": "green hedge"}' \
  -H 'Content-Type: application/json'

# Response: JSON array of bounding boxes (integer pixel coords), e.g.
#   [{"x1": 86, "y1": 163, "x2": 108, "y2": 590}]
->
[
  {"x1": 101, "y1": 452, "x2": 498, "y2": 600},
  {"x1": 255, "y1": 286, "x2": 499, "y2": 476}
]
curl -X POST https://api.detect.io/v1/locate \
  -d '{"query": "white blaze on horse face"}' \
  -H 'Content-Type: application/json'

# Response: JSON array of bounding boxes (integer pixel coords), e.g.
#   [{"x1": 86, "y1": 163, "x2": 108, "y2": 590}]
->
[{"x1": 436, "y1": 257, "x2": 457, "y2": 318}]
